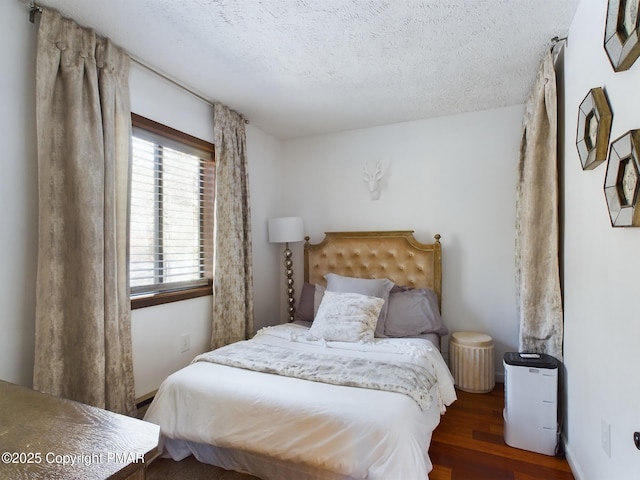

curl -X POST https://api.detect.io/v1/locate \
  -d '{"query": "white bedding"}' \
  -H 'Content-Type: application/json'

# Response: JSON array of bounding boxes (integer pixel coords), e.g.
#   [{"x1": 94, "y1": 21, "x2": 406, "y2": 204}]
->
[{"x1": 144, "y1": 323, "x2": 456, "y2": 480}]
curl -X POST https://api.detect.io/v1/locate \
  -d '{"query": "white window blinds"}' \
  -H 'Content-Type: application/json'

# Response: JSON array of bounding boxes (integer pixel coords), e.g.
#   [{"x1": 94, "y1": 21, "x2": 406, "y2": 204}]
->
[{"x1": 130, "y1": 128, "x2": 209, "y2": 295}]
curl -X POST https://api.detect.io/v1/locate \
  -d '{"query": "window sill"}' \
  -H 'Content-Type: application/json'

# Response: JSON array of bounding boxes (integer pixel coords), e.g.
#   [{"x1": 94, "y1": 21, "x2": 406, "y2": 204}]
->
[{"x1": 131, "y1": 281, "x2": 213, "y2": 310}]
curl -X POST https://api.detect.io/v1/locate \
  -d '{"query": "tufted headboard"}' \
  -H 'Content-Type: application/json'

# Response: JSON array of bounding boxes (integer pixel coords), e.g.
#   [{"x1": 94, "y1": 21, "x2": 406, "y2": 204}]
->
[{"x1": 304, "y1": 231, "x2": 442, "y2": 309}]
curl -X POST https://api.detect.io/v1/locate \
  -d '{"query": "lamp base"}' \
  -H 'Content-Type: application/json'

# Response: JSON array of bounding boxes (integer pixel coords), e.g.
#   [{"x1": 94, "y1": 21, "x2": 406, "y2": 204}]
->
[{"x1": 283, "y1": 242, "x2": 295, "y2": 322}]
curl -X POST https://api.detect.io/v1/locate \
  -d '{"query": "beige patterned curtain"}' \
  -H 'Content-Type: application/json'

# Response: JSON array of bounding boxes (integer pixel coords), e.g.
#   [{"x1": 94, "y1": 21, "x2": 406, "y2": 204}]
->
[
  {"x1": 211, "y1": 104, "x2": 254, "y2": 349},
  {"x1": 33, "y1": 9, "x2": 135, "y2": 415},
  {"x1": 515, "y1": 50, "x2": 563, "y2": 361}
]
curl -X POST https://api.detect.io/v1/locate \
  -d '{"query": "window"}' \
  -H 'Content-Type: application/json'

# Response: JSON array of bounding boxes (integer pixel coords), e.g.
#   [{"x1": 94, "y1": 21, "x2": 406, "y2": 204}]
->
[{"x1": 130, "y1": 114, "x2": 214, "y2": 309}]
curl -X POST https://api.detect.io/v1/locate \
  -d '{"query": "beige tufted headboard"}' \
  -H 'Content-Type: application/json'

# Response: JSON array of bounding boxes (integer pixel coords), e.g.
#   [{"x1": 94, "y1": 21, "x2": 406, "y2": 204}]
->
[{"x1": 304, "y1": 231, "x2": 442, "y2": 310}]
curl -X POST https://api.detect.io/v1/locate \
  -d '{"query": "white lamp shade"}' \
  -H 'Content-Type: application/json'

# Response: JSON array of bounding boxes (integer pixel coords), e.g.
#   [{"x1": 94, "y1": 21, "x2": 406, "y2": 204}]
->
[{"x1": 268, "y1": 217, "x2": 304, "y2": 243}]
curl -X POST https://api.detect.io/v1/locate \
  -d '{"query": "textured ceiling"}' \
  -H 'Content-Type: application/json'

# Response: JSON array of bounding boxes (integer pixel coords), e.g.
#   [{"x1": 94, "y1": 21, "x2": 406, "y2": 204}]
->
[{"x1": 32, "y1": 0, "x2": 580, "y2": 139}]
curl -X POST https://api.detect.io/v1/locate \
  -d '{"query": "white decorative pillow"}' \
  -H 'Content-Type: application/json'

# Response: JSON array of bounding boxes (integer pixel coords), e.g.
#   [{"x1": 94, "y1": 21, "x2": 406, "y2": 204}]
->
[
  {"x1": 324, "y1": 273, "x2": 394, "y2": 337},
  {"x1": 308, "y1": 291, "x2": 385, "y2": 342}
]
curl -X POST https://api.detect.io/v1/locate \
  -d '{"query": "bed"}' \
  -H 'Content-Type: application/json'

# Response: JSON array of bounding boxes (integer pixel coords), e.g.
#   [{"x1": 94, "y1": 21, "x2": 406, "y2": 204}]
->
[{"x1": 144, "y1": 230, "x2": 456, "y2": 480}]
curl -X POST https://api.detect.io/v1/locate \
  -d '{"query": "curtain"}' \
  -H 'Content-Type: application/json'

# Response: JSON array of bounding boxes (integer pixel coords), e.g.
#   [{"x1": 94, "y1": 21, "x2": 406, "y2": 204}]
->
[
  {"x1": 211, "y1": 104, "x2": 254, "y2": 349},
  {"x1": 515, "y1": 50, "x2": 563, "y2": 361},
  {"x1": 33, "y1": 9, "x2": 135, "y2": 415}
]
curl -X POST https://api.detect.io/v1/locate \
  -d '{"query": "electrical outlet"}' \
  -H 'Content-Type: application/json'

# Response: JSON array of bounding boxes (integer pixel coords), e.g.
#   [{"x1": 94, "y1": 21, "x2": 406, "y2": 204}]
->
[
  {"x1": 601, "y1": 418, "x2": 611, "y2": 458},
  {"x1": 180, "y1": 333, "x2": 191, "y2": 353}
]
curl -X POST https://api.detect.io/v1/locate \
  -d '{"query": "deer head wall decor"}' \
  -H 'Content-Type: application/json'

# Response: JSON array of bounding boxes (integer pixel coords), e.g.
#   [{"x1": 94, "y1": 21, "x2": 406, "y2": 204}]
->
[{"x1": 363, "y1": 161, "x2": 384, "y2": 200}]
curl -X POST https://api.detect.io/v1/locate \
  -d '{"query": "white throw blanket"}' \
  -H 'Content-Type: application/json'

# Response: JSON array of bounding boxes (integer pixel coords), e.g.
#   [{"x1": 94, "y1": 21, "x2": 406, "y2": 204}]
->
[
  {"x1": 195, "y1": 338, "x2": 437, "y2": 410},
  {"x1": 252, "y1": 324, "x2": 454, "y2": 410}
]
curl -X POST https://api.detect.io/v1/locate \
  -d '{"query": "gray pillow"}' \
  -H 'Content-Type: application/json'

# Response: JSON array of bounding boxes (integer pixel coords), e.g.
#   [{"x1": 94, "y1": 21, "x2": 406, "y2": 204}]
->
[
  {"x1": 324, "y1": 273, "x2": 394, "y2": 337},
  {"x1": 313, "y1": 284, "x2": 325, "y2": 317},
  {"x1": 384, "y1": 287, "x2": 448, "y2": 337},
  {"x1": 294, "y1": 283, "x2": 326, "y2": 323},
  {"x1": 294, "y1": 282, "x2": 316, "y2": 322}
]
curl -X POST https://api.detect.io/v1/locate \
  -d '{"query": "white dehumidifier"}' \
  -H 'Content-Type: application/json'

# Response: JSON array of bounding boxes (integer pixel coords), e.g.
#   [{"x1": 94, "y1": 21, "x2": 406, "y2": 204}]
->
[{"x1": 503, "y1": 352, "x2": 560, "y2": 456}]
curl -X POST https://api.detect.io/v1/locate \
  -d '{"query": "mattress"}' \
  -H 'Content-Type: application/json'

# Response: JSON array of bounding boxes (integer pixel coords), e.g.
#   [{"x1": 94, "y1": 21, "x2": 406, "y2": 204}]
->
[{"x1": 144, "y1": 323, "x2": 456, "y2": 479}]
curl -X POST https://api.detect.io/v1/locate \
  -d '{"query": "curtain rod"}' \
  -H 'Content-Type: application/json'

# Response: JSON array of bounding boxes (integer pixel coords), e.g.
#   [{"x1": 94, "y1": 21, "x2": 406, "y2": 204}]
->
[
  {"x1": 25, "y1": 2, "x2": 249, "y2": 123},
  {"x1": 551, "y1": 35, "x2": 568, "y2": 46},
  {"x1": 28, "y1": 1, "x2": 42, "y2": 23},
  {"x1": 130, "y1": 57, "x2": 250, "y2": 124},
  {"x1": 129, "y1": 55, "x2": 215, "y2": 108}
]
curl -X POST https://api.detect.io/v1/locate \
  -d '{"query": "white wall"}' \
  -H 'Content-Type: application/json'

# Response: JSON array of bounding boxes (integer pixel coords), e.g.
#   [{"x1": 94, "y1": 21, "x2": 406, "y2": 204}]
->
[
  {"x1": 246, "y1": 125, "x2": 287, "y2": 330},
  {"x1": 562, "y1": 2, "x2": 640, "y2": 479},
  {"x1": 0, "y1": 0, "x2": 38, "y2": 387},
  {"x1": 282, "y1": 105, "x2": 524, "y2": 375}
]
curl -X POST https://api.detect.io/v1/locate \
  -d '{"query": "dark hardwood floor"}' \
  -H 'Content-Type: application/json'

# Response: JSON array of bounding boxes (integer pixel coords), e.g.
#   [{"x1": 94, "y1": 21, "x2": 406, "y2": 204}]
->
[{"x1": 429, "y1": 383, "x2": 574, "y2": 480}]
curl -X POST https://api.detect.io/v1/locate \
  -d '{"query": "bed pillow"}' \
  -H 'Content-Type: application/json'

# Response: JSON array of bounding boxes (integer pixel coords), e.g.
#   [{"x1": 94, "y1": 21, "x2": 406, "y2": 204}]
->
[
  {"x1": 294, "y1": 283, "x2": 326, "y2": 323},
  {"x1": 294, "y1": 282, "x2": 316, "y2": 322},
  {"x1": 324, "y1": 273, "x2": 394, "y2": 337},
  {"x1": 308, "y1": 291, "x2": 384, "y2": 342},
  {"x1": 313, "y1": 284, "x2": 325, "y2": 317},
  {"x1": 384, "y1": 287, "x2": 448, "y2": 337}
]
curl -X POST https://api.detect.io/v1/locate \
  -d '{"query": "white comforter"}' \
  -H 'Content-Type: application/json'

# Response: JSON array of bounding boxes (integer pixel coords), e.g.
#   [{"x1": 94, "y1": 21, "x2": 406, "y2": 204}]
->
[{"x1": 144, "y1": 324, "x2": 456, "y2": 479}]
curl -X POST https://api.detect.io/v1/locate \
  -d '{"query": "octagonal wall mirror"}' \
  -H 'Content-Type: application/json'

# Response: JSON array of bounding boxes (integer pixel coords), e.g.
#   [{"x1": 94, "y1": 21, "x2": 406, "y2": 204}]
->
[
  {"x1": 604, "y1": 0, "x2": 640, "y2": 71},
  {"x1": 604, "y1": 130, "x2": 640, "y2": 227},
  {"x1": 576, "y1": 87, "x2": 613, "y2": 170}
]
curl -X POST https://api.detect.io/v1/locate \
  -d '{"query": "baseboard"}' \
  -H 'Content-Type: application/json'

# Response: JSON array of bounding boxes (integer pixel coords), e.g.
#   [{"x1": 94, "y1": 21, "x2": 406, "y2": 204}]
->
[
  {"x1": 135, "y1": 389, "x2": 157, "y2": 406},
  {"x1": 135, "y1": 390, "x2": 157, "y2": 420},
  {"x1": 562, "y1": 434, "x2": 584, "y2": 480}
]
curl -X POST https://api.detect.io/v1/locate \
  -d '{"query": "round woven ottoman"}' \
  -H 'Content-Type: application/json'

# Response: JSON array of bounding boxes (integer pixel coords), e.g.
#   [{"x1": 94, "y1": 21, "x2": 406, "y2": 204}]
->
[{"x1": 449, "y1": 331, "x2": 495, "y2": 394}]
